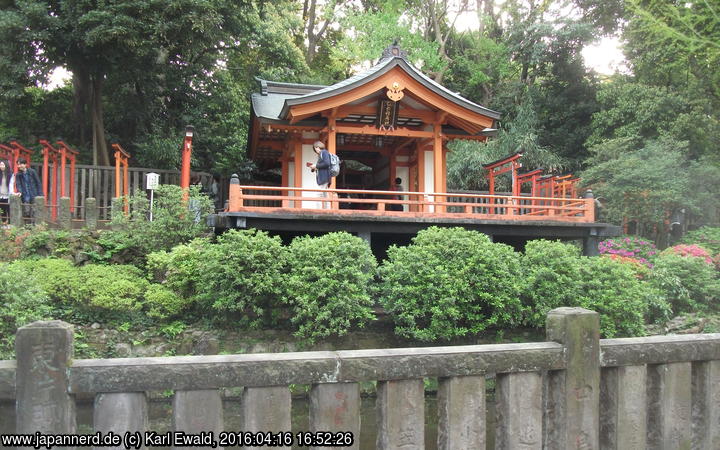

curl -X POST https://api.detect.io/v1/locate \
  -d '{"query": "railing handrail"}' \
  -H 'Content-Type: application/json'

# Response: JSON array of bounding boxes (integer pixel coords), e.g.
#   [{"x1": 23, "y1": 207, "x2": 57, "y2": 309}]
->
[
  {"x1": 236, "y1": 184, "x2": 587, "y2": 203},
  {"x1": 2, "y1": 333, "x2": 719, "y2": 398}
]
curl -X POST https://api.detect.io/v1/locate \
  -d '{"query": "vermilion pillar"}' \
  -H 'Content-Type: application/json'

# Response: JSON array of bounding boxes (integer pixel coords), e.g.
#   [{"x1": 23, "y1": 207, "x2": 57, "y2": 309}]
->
[{"x1": 180, "y1": 125, "x2": 194, "y2": 199}]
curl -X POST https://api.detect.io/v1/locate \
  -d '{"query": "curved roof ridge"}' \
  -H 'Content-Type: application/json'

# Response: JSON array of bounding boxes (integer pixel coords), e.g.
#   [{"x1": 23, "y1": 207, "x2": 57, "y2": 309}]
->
[{"x1": 280, "y1": 56, "x2": 501, "y2": 120}]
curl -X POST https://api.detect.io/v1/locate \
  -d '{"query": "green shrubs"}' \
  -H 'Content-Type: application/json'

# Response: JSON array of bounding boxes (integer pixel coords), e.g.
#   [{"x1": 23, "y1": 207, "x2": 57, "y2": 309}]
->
[
  {"x1": 681, "y1": 226, "x2": 720, "y2": 255},
  {"x1": 649, "y1": 253, "x2": 720, "y2": 314},
  {"x1": 107, "y1": 184, "x2": 213, "y2": 264},
  {"x1": 148, "y1": 230, "x2": 288, "y2": 327},
  {"x1": 521, "y1": 240, "x2": 583, "y2": 327},
  {"x1": 575, "y1": 257, "x2": 657, "y2": 337},
  {"x1": 0, "y1": 263, "x2": 53, "y2": 358},
  {"x1": 378, "y1": 227, "x2": 523, "y2": 341},
  {"x1": 285, "y1": 232, "x2": 376, "y2": 343}
]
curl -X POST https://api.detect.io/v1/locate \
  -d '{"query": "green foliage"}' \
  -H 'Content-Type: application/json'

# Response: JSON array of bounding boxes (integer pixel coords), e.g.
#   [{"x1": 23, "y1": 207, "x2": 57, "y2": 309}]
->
[
  {"x1": 447, "y1": 97, "x2": 565, "y2": 191},
  {"x1": 7, "y1": 258, "x2": 150, "y2": 324},
  {"x1": 0, "y1": 263, "x2": 53, "y2": 359},
  {"x1": 378, "y1": 227, "x2": 523, "y2": 341},
  {"x1": 108, "y1": 184, "x2": 213, "y2": 264},
  {"x1": 149, "y1": 230, "x2": 287, "y2": 327},
  {"x1": 581, "y1": 137, "x2": 720, "y2": 239},
  {"x1": 575, "y1": 256, "x2": 656, "y2": 337},
  {"x1": 649, "y1": 253, "x2": 720, "y2": 314},
  {"x1": 520, "y1": 240, "x2": 583, "y2": 327},
  {"x1": 284, "y1": 232, "x2": 376, "y2": 343},
  {"x1": 682, "y1": 227, "x2": 720, "y2": 255}
]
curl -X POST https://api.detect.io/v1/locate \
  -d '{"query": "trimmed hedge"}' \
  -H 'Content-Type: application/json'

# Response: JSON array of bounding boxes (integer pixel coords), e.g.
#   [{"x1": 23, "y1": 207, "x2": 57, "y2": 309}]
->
[{"x1": 378, "y1": 227, "x2": 523, "y2": 341}]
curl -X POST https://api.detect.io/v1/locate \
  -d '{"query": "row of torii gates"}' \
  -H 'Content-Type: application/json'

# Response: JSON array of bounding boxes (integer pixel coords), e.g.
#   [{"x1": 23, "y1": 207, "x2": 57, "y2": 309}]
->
[
  {"x1": 0, "y1": 129, "x2": 195, "y2": 221},
  {"x1": 0, "y1": 140, "x2": 132, "y2": 220},
  {"x1": 483, "y1": 151, "x2": 580, "y2": 200}
]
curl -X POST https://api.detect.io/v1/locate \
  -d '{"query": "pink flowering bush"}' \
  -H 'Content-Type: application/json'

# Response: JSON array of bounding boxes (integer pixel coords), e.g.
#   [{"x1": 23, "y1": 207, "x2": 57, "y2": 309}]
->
[
  {"x1": 598, "y1": 236, "x2": 657, "y2": 267},
  {"x1": 661, "y1": 244, "x2": 713, "y2": 264}
]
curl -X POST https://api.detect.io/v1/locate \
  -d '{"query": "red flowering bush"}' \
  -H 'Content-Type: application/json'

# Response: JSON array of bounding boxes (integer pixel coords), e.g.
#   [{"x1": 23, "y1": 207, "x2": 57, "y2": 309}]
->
[
  {"x1": 602, "y1": 254, "x2": 651, "y2": 278},
  {"x1": 662, "y1": 244, "x2": 713, "y2": 264},
  {"x1": 598, "y1": 236, "x2": 657, "y2": 267}
]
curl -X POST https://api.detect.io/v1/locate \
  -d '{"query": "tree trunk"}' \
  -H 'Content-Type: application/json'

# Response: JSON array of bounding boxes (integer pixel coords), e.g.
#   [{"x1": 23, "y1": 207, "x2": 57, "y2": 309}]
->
[
  {"x1": 305, "y1": 0, "x2": 317, "y2": 64},
  {"x1": 71, "y1": 66, "x2": 90, "y2": 149},
  {"x1": 90, "y1": 76, "x2": 110, "y2": 166}
]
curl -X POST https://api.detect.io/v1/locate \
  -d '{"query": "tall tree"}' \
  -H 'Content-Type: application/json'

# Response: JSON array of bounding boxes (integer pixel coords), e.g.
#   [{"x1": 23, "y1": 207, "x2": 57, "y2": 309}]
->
[{"x1": 0, "y1": 0, "x2": 247, "y2": 165}]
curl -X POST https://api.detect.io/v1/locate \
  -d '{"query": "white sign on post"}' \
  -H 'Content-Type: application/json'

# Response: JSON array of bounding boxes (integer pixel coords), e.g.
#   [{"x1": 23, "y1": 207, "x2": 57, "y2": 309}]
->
[
  {"x1": 146, "y1": 172, "x2": 160, "y2": 190},
  {"x1": 146, "y1": 172, "x2": 160, "y2": 221}
]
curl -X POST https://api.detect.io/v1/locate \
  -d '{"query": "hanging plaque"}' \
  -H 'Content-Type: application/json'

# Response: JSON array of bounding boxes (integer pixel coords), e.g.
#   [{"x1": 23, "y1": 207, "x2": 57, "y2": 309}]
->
[{"x1": 376, "y1": 99, "x2": 398, "y2": 130}]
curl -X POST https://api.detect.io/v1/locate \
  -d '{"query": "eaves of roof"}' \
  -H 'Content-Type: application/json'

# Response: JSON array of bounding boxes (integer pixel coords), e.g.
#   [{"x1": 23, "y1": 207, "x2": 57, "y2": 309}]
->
[{"x1": 277, "y1": 56, "x2": 501, "y2": 121}]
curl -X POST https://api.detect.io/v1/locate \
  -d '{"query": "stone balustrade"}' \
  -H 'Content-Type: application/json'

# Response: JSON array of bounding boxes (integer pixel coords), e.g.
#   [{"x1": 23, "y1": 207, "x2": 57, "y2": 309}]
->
[{"x1": 1, "y1": 308, "x2": 718, "y2": 449}]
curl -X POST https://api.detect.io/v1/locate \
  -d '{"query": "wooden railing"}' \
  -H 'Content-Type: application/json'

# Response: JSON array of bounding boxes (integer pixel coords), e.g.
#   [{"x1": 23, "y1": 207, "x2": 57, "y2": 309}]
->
[
  {"x1": 228, "y1": 185, "x2": 595, "y2": 223},
  {"x1": 2, "y1": 308, "x2": 718, "y2": 448}
]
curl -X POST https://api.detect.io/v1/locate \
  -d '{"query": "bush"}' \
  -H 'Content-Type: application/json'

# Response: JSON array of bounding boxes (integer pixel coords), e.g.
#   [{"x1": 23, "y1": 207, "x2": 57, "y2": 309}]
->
[
  {"x1": 7, "y1": 258, "x2": 150, "y2": 324},
  {"x1": 649, "y1": 253, "x2": 720, "y2": 314},
  {"x1": 521, "y1": 240, "x2": 583, "y2": 327},
  {"x1": 598, "y1": 236, "x2": 657, "y2": 267},
  {"x1": 662, "y1": 244, "x2": 714, "y2": 264},
  {"x1": 107, "y1": 184, "x2": 213, "y2": 264},
  {"x1": 0, "y1": 263, "x2": 53, "y2": 358},
  {"x1": 150, "y1": 230, "x2": 288, "y2": 327},
  {"x1": 378, "y1": 227, "x2": 523, "y2": 341},
  {"x1": 0, "y1": 226, "x2": 100, "y2": 263},
  {"x1": 681, "y1": 226, "x2": 720, "y2": 255},
  {"x1": 575, "y1": 256, "x2": 660, "y2": 337},
  {"x1": 284, "y1": 232, "x2": 376, "y2": 343}
]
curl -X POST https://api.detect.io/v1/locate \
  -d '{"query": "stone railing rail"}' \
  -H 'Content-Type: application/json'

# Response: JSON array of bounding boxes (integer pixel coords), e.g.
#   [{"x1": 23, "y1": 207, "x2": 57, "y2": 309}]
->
[{"x1": 1, "y1": 308, "x2": 719, "y2": 449}]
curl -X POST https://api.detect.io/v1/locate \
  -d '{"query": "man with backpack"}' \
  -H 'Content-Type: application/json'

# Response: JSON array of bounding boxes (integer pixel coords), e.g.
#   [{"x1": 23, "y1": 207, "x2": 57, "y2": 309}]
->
[{"x1": 308, "y1": 140, "x2": 340, "y2": 209}]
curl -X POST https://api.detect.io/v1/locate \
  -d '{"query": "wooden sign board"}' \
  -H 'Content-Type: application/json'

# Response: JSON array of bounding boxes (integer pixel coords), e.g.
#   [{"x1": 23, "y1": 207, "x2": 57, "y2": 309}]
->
[{"x1": 377, "y1": 99, "x2": 398, "y2": 130}]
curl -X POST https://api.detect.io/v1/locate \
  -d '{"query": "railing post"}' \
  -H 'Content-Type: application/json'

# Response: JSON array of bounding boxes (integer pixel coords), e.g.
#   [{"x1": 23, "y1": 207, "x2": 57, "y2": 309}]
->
[
  {"x1": 59, "y1": 197, "x2": 71, "y2": 230},
  {"x1": 15, "y1": 320, "x2": 76, "y2": 435},
  {"x1": 545, "y1": 307, "x2": 600, "y2": 449},
  {"x1": 173, "y1": 390, "x2": 224, "y2": 450},
  {"x1": 376, "y1": 379, "x2": 424, "y2": 449},
  {"x1": 692, "y1": 360, "x2": 720, "y2": 449},
  {"x1": 309, "y1": 383, "x2": 360, "y2": 450},
  {"x1": 9, "y1": 194, "x2": 23, "y2": 227},
  {"x1": 85, "y1": 197, "x2": 98, "y2": 230},
  {"x1": 33, "y1": 196, "x2": 48, "y2": 225},
  {"x1": 228, "y1": 174, "x2": 242, "y2": 211}
]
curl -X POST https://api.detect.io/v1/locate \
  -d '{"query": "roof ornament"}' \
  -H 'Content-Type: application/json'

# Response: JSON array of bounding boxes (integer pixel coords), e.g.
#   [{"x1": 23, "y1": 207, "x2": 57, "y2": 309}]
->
[{"x1": 381, "y1": 41, "x2": 408, "y2": 60}]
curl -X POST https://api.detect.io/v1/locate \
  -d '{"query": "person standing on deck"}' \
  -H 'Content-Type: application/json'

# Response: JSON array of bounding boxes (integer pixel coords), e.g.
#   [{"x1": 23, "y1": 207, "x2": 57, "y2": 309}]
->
[
  {"x1": 0, "y1": 160, "x2": 15, "y2": 223},
  {"x1": 308, "y1": 140, "x2": 331, "y2": 209}
]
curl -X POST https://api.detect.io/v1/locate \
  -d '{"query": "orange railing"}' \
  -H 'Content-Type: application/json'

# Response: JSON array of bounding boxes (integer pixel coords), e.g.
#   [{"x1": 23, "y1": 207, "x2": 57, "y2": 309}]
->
[{"x1": 227, "y1": 185, "x2": 595, "y2": 223}]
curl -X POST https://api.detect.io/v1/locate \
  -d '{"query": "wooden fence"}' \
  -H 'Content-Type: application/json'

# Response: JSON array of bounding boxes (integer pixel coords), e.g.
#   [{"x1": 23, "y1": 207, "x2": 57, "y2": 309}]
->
[
  {"x1": 31, "y1": 163, "x2": 213, "y2": 220},
  {"x1": 1, "y1": 308, "x2": 718, "y2": 449}
]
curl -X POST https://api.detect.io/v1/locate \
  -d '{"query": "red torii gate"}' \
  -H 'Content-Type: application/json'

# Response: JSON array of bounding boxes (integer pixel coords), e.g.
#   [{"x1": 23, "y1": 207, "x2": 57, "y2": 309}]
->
[
  {"x1": 482, "y1": 152, "x2": 523, "y2": 214},
  {"x1": 515, "y1": 168, "x2": 543, "y2": 196},
  {"x1": 39, "y1": 140, "x2": 78, "y2": 220},
  {"x1": 112, "y1": 144, "x2": 131, "y2": 213},
  {"x1": 0, "y1": 140, "x2": 34, "y2": 172}
]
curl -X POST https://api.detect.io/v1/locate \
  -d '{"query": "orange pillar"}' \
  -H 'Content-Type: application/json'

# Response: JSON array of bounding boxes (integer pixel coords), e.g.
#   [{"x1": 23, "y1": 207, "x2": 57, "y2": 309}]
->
[
  {"x1": 433, "y1": 123, "x2": 444, "y2": 213},
  {"x1": 180, "y1": 125, "x2": 194, "y2": 200},
  {"x1": 281, "y1": 153, "x2": 289, "y2": 208},
  {"x1": 293, "y1": 140, "x2": 303, "y2": 209}
]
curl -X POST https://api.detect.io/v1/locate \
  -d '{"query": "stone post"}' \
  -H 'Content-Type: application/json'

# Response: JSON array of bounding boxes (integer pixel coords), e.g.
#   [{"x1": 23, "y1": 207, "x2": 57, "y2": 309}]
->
[
  {"x1": 9, "y1": 194, "x2": 23, "y2": 227},
  {"x1": 647, "y1": 362, "x2": 692, "y2": 449},
  {"x1": 33, "y1": 196, "x2": 48, "y2": 225},
  {"x1": 437, "y1": 375, "x2": 485, "y2": 450},
  {"x1": 242, "y1": 386, "x2": 291, "y2": 450},
  {"x1": 545, "y1": 307, "x2": 600, "y2": 449},
  {"x1": 309, "y1": 383, "x2": 360, "y2": 450},
  {"x1": 599, "y1": 365, "x2": 647, "y2": 449},
  {"x1": 376, "y1": 379, "x2": 425, "y2": 449},
  {"x1": 692, "y1": 360, "x2": 720, "y2": 449},
  {"x1": 85, "y1": 198, "x2": 98, "y2": 230},
  {"x1": 173, "y1": 390, "x2": 223, "y2": 450},
  {"x1": 15, "y1": 320, "x2": 76, "y2": 436},
  {"x1": 59, "y1": 197, "x2": 71, "y2": 230},
  {"x1": 496, "y1": 372, "x2": 542, "y2": 449},
  {"x1": 94, "y1": 393, "x2": 148, "y2": 450}
]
